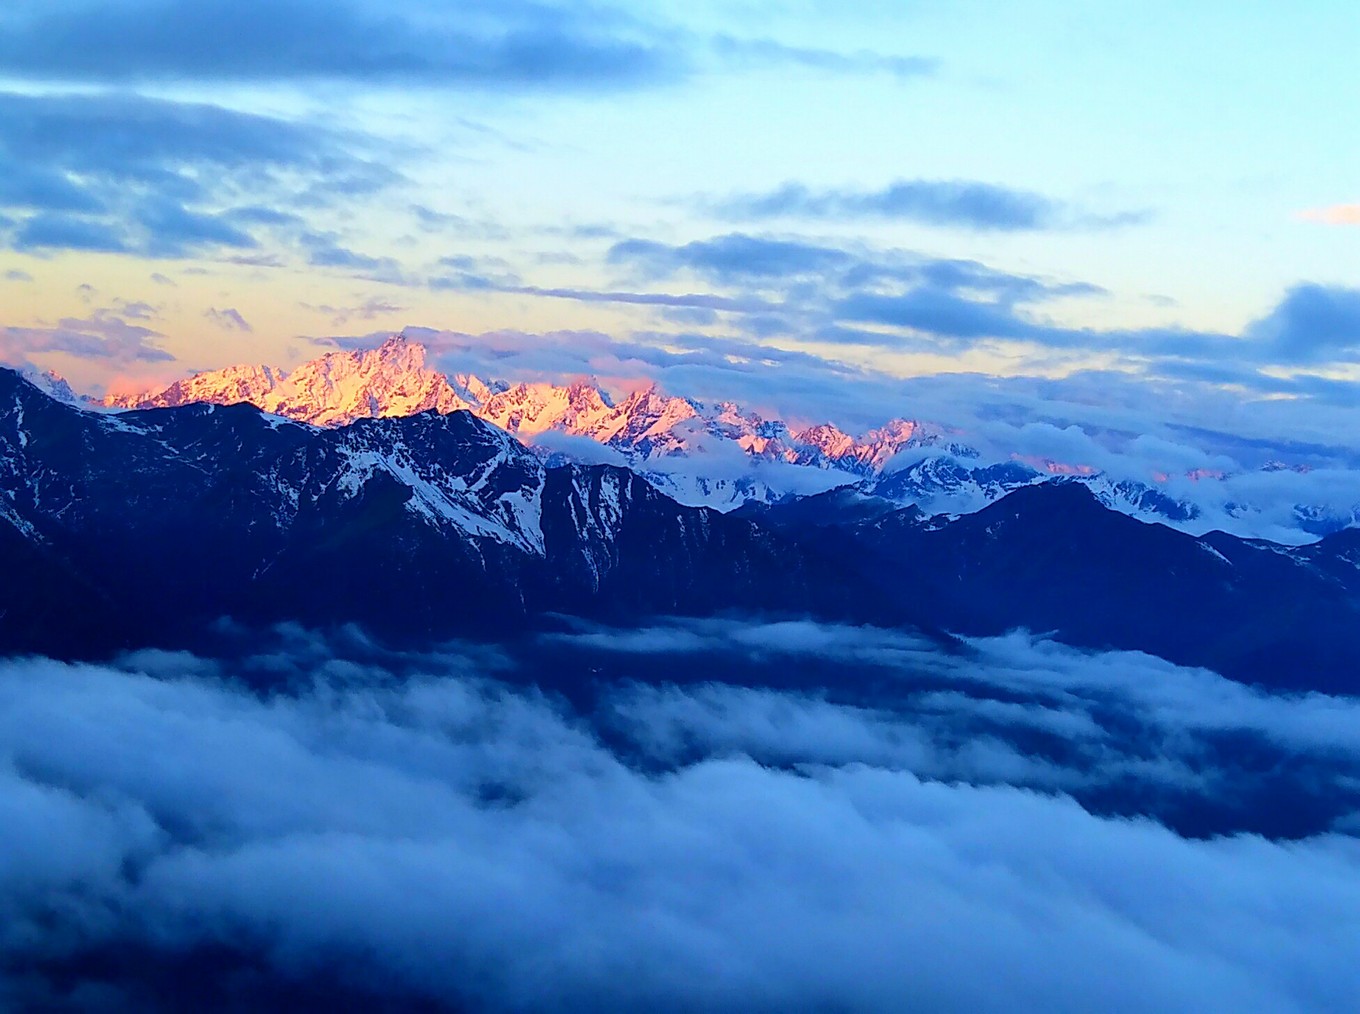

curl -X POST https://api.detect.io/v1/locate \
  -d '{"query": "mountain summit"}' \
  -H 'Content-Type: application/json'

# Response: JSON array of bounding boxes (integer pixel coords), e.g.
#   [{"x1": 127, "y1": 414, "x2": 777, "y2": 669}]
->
[{"x1": 106, "y1": 335, "x2": 476, "y2": 426}]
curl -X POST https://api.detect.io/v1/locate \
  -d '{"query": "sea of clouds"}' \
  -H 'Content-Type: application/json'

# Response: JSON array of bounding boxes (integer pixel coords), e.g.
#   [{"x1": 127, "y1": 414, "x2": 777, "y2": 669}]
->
[{"x1": 2, "y1": 620, "x2": 1358, "y2": 1011}]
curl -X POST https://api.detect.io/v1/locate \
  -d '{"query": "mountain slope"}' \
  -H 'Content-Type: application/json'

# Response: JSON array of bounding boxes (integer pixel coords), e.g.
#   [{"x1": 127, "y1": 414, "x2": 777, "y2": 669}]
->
[
  {"x1": 7, "y1": 366, "x2": 1360, "y2": 691},
  {"x1": 96, "y1": 334, "x2": 1360, "y2": 537},
  {"x1": 107, "y1": 337, "x2": 476, "y2": 426},
  {"x1": 3, "y1": 368, "x2": 857, "y2": 648},
  {"x1": 848, "y1": 482, "x2": 1360, "y2": 692},
  {"x1": 102, "y1": 335, "x2": 940, "y2": 497}
]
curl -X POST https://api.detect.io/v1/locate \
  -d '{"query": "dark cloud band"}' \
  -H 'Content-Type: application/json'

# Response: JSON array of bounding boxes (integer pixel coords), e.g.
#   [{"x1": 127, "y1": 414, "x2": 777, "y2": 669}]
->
[{"x1": 0, "y1": 0, "x2": 680, "y2": 88}]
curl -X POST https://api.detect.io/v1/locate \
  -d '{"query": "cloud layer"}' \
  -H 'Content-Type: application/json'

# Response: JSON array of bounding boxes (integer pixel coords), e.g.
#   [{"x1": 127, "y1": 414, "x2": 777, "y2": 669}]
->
[
  {"x1": 3, "y1": 622, "x2": 1360, "y2": 1009},
  {"x1": 2, "y1": 309, "x2": 172, "y2": 364},
  {"x1": 0, "y1": 0, "x2": 678, "y2": 88},
  {"x1": 0, "y1": 1, "x2": 931, "y2": 92},
  {"x1": 600, "y1": 232, "x2": 1360, "y2": 380},
  {"x1": 0, "y1": 90, "x2": 393, "y2": 261}
]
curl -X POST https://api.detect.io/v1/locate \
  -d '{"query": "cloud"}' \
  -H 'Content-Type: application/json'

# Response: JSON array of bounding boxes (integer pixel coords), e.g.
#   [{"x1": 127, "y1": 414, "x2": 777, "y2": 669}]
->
[
  {"x1": 605, "y1": 681, "x2": 1075, "y2": 787},
  {"x1": 714, "y1": 180, "x2": 1148, "y2": 231},
  {"x1": 134, "y1": 195, "x2": 258, "y2": 255},
  {"x1": 606, "y1": 233, "x2": 1106, "y2": 308},
  {"x1": 528, "y1": 429, "x2": 632, "y2": 467},
  {"x1": 426, "y1": 253, "x2": 525, "y2": 293},
  {"x1": 1242, "y1": 283, "x2": 1360, "y2": 364},
  {"x1": 0, "y1": 90, "x2": 394, "y2": 259},
  {"x1": 412, "y1": 205, "x2": 514, "y2": 240},
  {"x1": 710, "y1": 35, "x2": 936, "y2": 81},
  {"x1": 205, "y1": 307, "x2": 253, "y2": 333},
  {"x1": 598, "y1": 233, "x2": 1360, "y2": 405},
  {"x1": 0, "y1": 165, "x2": 103, "y2": 214},
  {"x1": 1, "y1": 310, "x2": 172, "y2": 364},
  {"x1": 552, "y1": 617, "x2": 1360, "y2": 831},
  {"x1": 0, "y1": 2, "x2": 941, "y2": 96},
  {"x1": 0, "y1": 0, "x2": 683, "y2": 89},
  {"x1": 1, "y1": 640, "x2": 1360, "y2": 1009},
  {"x1": 13, "y1": 213, "x2": 130, "y2": 254},
  {"x1": 2, "y1": 269, "x2": 32, "y2": 283},
  {"x1": 1298, "y1": 203, "x2": 1360, "y2": 226},
  {"x1": 554, "y1": 616, "x2": 940, "y2": 662},
  {"x1": 114, "y1": 299, "x2": 158, "y2": 321},
  {"x1": 838, "y1": 286, "x2": 1045, "y2": 339},
  {"x1": 459, "y1": 281, "x2": 778, "y2": 316},
  {"x1": 301, "y1": 233, "x2": 405, "y2": 280},
  {"x1": 0, "y1": 91, "x2": 376, "y2": 189},
  {"x1": 301, "y1": 297, "x2": 407, "y2": 327},
  {"x1": 610, "y1": 233, "x2": 856, "y2": 282}
]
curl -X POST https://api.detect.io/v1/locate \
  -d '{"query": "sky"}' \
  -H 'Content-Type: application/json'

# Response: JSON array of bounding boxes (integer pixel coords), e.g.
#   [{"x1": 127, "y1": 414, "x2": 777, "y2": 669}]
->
[
  {"x1": 1, "y1": 0, "x2": 1358, "y2": 448},
  {"x1": 4, "y1": 9, "x2": 1360, "y2": 1000}
]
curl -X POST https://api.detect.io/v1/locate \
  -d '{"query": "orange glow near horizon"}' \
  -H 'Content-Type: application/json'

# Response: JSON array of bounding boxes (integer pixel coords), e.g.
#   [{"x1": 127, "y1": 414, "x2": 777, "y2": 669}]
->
[
  {"x1": 1298, "y1": 204, "x2": 1360, "y2": 226},
  {"x1": 1011, "y1": 454, "x2": 1098, "y2": 477}
]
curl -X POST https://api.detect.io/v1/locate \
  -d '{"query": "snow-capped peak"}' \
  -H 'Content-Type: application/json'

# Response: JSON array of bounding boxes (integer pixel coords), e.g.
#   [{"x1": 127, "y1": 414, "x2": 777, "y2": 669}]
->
[
  {"x1": 17, "y1": 367, "x2": 83, "y2": 407},
  {"x1": 795, "y1": 423, "x2": 859, "y2": 463},
  {"x1": 22, "y1": 332, "x2": 1358, "y2": 540},
  {"x1": 94, "y1": 338, "x2": 939, "y2": 507},
  {"x1": 105, "y1": 363, "x2": 283, "y2": 411},
  {"x1": 108, "y1": 335, "x2": 473, "y2": 427}
]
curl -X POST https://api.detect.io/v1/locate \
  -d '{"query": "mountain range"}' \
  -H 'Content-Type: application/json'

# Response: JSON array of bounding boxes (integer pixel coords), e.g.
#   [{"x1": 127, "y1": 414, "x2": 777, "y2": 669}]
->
[
  {"x1": 4, "y1": 364, "x2": 1360, "y2": 693},
  {"x1": 102, "y1": 335, "x2": 934, "y2": 505},
  {"x1": 86, "y1": 332, "x2": 1356, "y2": 541},
  {"x1": 103, "y1": 334, "x2": 916, "y2": 462}
]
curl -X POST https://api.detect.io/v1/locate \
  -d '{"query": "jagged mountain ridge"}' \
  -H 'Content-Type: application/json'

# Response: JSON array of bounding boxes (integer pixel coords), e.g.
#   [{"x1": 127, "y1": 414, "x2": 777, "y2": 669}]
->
[
  {"x1": 105, "y1": 334, "x2": 901, "y2": 459},
  {"x1": 104, "y1": 338, "x2": 482, "y2": 425},
  {"x1": 5, "y1": 365, "x2": 1360, "y2": 691},
  {"x1": 97, "y1": 334, "x2": 1214, "y2": 522},
  {"x1": 102, "y1": 335, "x2": 939, "y2": 488},
  {"x1": 1, "y1": 366, "x2": 860, "y2": 652},
  {"x1": 86, "y1": 333, "x2": 1360, "y2": 535}
]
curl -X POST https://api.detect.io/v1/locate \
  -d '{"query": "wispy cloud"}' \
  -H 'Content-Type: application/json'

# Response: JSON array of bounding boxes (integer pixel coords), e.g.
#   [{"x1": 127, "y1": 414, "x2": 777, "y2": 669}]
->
[
  {"x1": 13, "y1": 213, "x2": 131, "y2": 254},
  {"x1": 301, "y1": 297, "x2": 407, "y2": 327},
  {"x1": 710, "y1": 35, "x2": 936, "y2": 81},
  {"x1": 1, "y1": 309, "x2": 172, "y2": 364},
  {"x1": 0, "y1": 91, "x2": 395, "y2": 260},
  {"x1": 713, "y1": 180, "x2": 1149, "y2": 232},
  {"x1": 204, "y1": 307, "x2": 253, "y2": 333},
  {"x1": 601, "y1": 232, "x2": 1360, "y2": 384}
]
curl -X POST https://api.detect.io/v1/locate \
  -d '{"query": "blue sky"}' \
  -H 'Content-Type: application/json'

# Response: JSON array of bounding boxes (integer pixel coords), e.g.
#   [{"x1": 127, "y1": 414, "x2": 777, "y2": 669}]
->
[{"x1": 0, "y1": 0, "x2": 1357, "y2": 447}]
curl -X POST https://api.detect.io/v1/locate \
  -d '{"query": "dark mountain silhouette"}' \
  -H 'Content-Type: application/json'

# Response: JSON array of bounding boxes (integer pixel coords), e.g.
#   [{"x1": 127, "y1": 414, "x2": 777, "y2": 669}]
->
[{"x1": 2, "y1": 367, "x2": 1358, "y2": 691}]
